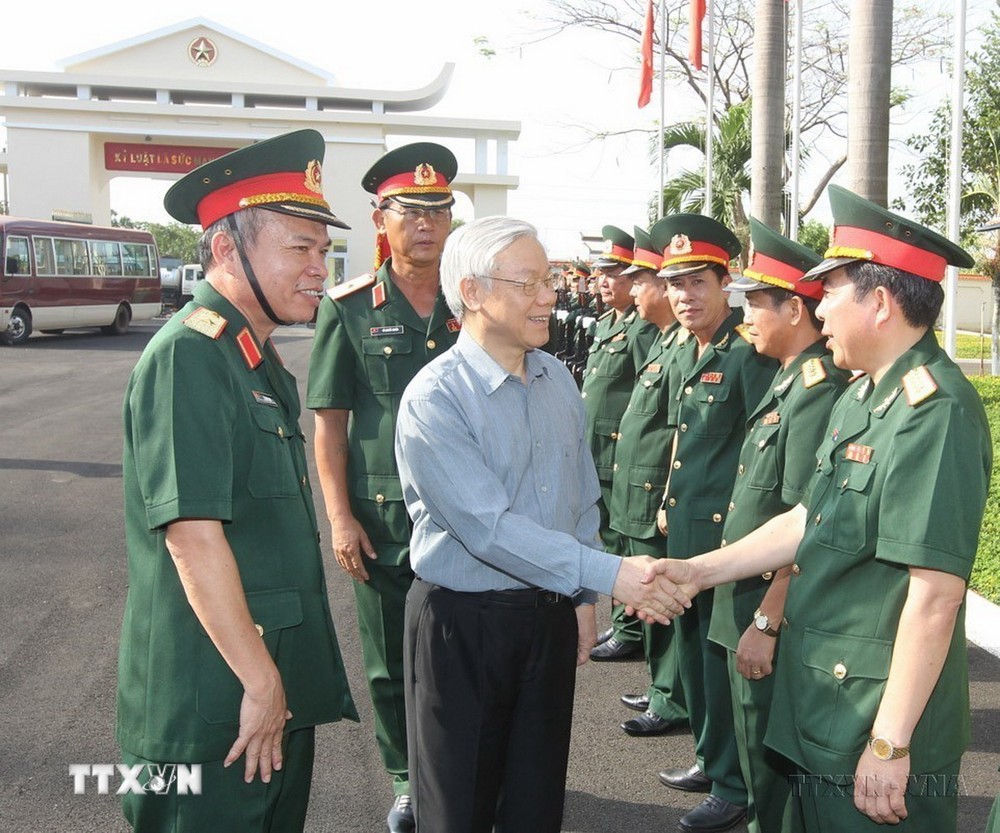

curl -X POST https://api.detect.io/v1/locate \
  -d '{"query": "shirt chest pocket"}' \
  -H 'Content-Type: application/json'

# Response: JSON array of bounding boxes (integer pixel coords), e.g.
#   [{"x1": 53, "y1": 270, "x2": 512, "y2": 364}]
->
[
  {"x1": 813, "y1": 458, "x2": 877, "y2": 555},
  {"x1": 630, "y1": 371, "x2": 665, "y2": 416},
  {"x1": 689, "y1": 381, "x2": 734, "y2": 437},
  {"x1": 362, "y1": 334, "x2": 414, "y2": 395},
  {"x1": 248, "y1": 405, "x2": 302, "y2": 499},
  {"x1": 747, "y1": 423, "x2": 781, "y2": 491},
  {"x1": 590, "y1": 341, "x2": 630, "y2": 378}
]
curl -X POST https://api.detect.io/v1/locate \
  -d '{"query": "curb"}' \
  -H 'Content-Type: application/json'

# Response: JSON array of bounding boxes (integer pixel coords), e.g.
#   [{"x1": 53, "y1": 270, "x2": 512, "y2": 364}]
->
[{"x1": 967, "y1": 589, "x2": 1000, "y2": 659}]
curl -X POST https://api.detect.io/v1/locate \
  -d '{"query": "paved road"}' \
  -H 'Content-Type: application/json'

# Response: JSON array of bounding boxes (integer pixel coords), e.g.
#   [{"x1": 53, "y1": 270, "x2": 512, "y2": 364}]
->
[{"x1": 1, "y1": 320, "x2": 998, "y2": 832}]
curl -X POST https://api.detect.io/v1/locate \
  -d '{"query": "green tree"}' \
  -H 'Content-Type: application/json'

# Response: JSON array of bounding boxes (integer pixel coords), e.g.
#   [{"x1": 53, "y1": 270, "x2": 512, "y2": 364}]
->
[
  {"x1": 146, "y1": 222, "x2": 201, "y2": 263},
  {"x1": 797, "y1": 219, "x2": 830, "y2": 258}
]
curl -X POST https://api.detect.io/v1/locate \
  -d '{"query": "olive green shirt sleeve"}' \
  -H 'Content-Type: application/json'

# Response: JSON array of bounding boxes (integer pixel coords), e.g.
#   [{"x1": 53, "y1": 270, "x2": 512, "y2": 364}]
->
[
  {"x1": 779, "y1": 381, "x2": 843, "y2": 506},
  {"x1": 306, "y1": 296, "x2": 357, "y2": 411}
]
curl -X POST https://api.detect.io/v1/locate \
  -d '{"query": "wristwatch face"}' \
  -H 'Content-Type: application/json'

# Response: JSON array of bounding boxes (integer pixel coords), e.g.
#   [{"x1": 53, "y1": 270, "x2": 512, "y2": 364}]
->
[
  {"x1": 871, "y1": 737, "x2": 894, "y2": 760},
  {"x1": 754, "y1": 613, "x2": 769, "y2": 632}
]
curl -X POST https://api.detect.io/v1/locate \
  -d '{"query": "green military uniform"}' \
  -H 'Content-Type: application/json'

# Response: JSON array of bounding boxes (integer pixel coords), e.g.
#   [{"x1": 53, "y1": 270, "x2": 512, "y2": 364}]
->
[
  {"x1": 608, "y1": 322, "x2": 686, "y2": 717},
  {"x1": 987, "y1": 784, "x2": 1000, "y2": 832},
  {"x1": 708, "y1": 340, "x2": 848, "y2": 832},
  {"x1": 119, "y1": 282, "x2": 358, "y2": 827},
  {"x1": 663, "y1": 306, "x2": 777, "y2": 806},
  {"x1": 306, "y1": 258, "x2": 459, "y2": 795},
  {"x1": 765, "y1": 331, "x2": 991, "y2": 832}
]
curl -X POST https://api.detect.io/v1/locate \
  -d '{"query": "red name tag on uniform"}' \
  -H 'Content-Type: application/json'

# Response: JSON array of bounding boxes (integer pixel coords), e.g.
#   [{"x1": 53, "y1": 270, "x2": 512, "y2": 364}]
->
[
  {"x1": 844, "y1": 443, "x2": 873, "y2": 464},
  {"x1": 701, "y1": 372, "x2": 723, "y2": 384}
]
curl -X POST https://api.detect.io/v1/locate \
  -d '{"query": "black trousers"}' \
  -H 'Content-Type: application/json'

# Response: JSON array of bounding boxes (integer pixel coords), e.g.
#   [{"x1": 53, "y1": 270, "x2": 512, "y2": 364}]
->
[{"x1": 404, "y1": 578, "x2": 577, "y2": 833}]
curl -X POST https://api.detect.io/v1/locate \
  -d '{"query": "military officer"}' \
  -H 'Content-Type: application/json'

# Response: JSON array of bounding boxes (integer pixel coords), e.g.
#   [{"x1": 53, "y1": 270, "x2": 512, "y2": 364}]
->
[
  {"x1": 652, "y1": 214, "x2": 777, "y2": 833},
  {"x1": 707, "y1": 219, "x2": 849, "y2": 833},
  {"x1": 117, "y1": 129, "x2": 357, "y2": 832},
  {"x1": 306, "y1": 143, "x2": 460, "y2": 833},
  {"x1": 584, "y1": 225, "x2": 660, "y2": 661},
  {"x1": 646, "y1": 186, "x2": 992, "y2": 833},
  {"x1": 609, "y1": 225, "x2": 689, "y2": 734}
]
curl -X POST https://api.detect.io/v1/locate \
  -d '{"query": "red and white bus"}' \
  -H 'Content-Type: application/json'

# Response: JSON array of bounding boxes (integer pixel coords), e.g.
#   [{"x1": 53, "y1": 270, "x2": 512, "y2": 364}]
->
[{"x1": 1, "y1": 217, "x2": 161, "y2": 345}]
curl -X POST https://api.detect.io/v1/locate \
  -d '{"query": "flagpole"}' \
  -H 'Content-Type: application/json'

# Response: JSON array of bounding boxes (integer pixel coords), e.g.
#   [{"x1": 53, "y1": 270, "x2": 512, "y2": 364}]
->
[
  {"x1": 658, "y1": 0, "x2": 666, "y2": 218},
  {"x1": 789, "y1": 0, "x2": 803, "y2": 240},
  {"x1": 704, "y1": 0, "x2": 715, "y2": 217},
  {"x1": 944, "y1": 0, "x2": 966, "y2": 360}
]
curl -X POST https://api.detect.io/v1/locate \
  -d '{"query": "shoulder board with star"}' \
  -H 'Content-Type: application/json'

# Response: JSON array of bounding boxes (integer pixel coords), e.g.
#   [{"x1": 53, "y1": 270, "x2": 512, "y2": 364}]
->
[
  {"x1": 182, "y1": 307, "x2": 227, "y2": 339},
  {"x1": 676, "y1": 327, "x2": 692, "y2": 346},
  {"x1": 902, "y1": 365, "x2": 938, "y2": 407},
  {"x1": 801, "y1": 358, "x2": 828, "y2": 389},
  {"x1": 735, "y1": 324, "x2": 753, "y2": 344},
  {"x1": 326, "y1": 273, "x2": 375, "y2": 301}
]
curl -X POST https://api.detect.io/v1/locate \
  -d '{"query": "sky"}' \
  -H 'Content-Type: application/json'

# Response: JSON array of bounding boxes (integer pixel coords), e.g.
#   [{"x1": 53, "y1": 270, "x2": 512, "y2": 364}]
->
[{"x1": 1, "y1": 0, "x2": 994, "y2": 259}]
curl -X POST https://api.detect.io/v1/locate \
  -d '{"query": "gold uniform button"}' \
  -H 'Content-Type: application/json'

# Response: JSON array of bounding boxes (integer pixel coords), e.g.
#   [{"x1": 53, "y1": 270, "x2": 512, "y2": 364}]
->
[
  {"x1": 375, "y1": 493, "x2": 386, "y2": 505},
  {"x1": 762, "y1": 571, "x2": 773, "y2": 580},
  {"x1": 668, "y1": 497, "x2": 677, "y2": 507},
  {"x1": 728, "y1": 501, "x2": 735, "y2": 511},
  {"x1": 680, "y1": 423, "x2": 688, "y2": 432},
  {"x1": 684, "y1": 386, "x2": 693, "y2": 395},
  {"x1": 758, "y1": 439, "x2": 767, "y2": 449},
  {"x1": 712, "y1": 513, "x2": 722, "y2": 523},
  {"x1": 721, "y1": 539, "x2": 728, "y2": 547},
  {"x1": 643, "y1": 482, "x2": 652, "y2": 492},
  {"x1": 613, "y1": 463, "x2": 619, "y2": 472},
  {"x1": 643, "y1": 380, "x2": 653, "y2": 388},
  {"x1": 581, "y1": 392, "x2": 588, "y2": 399},
  {"x1": 672, "y1": 460, "x2": 682, "y2": 470},
  {"x1": 301, "y1": 475, "x2": 307, "y2": 487},
  {"x1": 383, "y1": 345, "x2": 393, "y2": 356},
  {"x1": 610, "y1": 432, "x2": 619, "y2": 440},
  {"x1": 255, "y1": 624, "x2": 264, "y2": 637},
  {"x1": 833, "y1": 663, "x2": 848, "y2": 681},
  {"x1": 737, "y1": 464, "x2": 745, "y2": 475},
  {"x1": 814, "y1": 513, "x2": 822, "y2": 525},
  {"x1": 792, "y1": 563, "x2": 801, "y2": 576},
  {"x1": 590, "y1": 368, "x2": 597, "y2": 375},
  {"x1": 707, "y1": 394, "x2": 715, "y2": 404},
  {"x1": 277, "y1": 426, "x2": 284, "y2": 438},
  {"x1": 427, "y1": 339, "x2": 437, "y2": 350}
]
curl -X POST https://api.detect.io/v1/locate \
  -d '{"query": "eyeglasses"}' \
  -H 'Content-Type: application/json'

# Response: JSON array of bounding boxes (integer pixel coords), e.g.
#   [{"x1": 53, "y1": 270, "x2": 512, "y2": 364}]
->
[
  {"x1": 489, "y1": 275, "x2": 560, "y2": 297},
  {"x1": 381, "y1": 205, "x2": 452, "y2": 224}
]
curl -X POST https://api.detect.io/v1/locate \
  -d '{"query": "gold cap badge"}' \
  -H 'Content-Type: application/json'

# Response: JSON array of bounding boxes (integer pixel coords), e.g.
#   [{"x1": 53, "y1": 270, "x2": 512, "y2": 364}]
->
[
  {"x1": 304, "y1": 160, "x2": 323, "y2": 194},
  {"x1": 670, "y1": 234, "x2": 692, "y2": 255},
  {"x1": 414, "y1": 163, "x2": 436, "y2": 186}
]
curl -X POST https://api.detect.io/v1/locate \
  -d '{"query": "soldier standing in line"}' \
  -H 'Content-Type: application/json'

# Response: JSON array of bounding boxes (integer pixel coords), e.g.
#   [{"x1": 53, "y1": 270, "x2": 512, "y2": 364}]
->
[
  {"x1": 609, "y1": 225, "x2": 689, "y2": 734},
  {"x1": 584, "y1": 225, "x2": 660, "y2": 661},
  {"x1": 706, "y1": 219, "x2": 849, "y2": 833},
  {"x1": 306, "y1": 143, "x2": 460, "y2": 833},
  {"x1": 652, "y1": 214, "x2": 777, "y2": 833}
]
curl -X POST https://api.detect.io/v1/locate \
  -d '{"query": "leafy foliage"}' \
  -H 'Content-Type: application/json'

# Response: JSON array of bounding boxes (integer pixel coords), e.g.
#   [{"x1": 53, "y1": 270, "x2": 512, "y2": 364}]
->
[{"x1": 111, "y1": 210, "x2": 200, "y2": 262}]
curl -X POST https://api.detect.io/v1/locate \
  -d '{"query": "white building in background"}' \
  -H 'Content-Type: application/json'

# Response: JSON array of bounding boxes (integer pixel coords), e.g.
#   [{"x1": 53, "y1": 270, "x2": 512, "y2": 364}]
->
[{"x1": 0, "y1": 18, "x2": 519, "y2": 282}]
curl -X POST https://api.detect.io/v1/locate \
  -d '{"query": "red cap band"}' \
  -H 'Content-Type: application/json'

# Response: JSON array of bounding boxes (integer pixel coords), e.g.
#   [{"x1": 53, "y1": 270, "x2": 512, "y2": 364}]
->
[
  {"x1": 832, "y1": 225, "x2": 948, "y2": 282},
  {"x1": 745, "y1": 252, "x2": 823, "y2": 299},
  {"x1": 196, "y1": 171, "x2": 329, "y2": 228},
  {"x1": 376, "y1": 169, "x2": 452, "y2": 202},
  {"x1": 660, "y1": 241, "x2": 731, "y2": 270},
  {"x1": 631, "y1": 247, "x2": 661, "y2": 271}
]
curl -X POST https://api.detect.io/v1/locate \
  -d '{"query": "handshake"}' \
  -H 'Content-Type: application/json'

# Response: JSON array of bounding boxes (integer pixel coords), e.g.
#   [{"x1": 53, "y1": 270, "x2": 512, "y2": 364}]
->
[{"x1": 611, "y1": 556, "x2": 702, "y2": 624}]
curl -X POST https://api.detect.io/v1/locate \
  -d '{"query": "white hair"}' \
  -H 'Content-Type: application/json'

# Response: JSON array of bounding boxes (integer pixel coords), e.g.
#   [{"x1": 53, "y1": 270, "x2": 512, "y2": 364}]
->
[{"x1": 441, "y1": 216, "x2": 539, "y2": 321}]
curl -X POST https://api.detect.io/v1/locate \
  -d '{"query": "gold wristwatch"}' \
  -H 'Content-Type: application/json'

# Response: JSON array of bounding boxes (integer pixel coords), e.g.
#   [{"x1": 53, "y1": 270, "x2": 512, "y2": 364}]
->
[
  {"x1": 868, "y1": 735, "x2": 910, "y2": 761},
  {"x1": 752, "y1": 608, "x2": 784, "y2": 637}
]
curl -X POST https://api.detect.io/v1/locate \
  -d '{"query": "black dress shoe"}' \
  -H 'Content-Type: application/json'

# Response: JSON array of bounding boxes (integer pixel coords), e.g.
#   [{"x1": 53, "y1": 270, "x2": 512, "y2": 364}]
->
[
  {"x1": 620, "y1": 693, "x2": 651, "y2": 712},
  {"x1": 595, "y1": 626, "x2": 615, "y2": 646},
  {"x1": 657, "y1": 763, "x2": 711, "y2": 792},
  {"x1": 621, "y1": 710, "x2": 684, "y2": 736},
  {"x1": 590, "y1": 636, "x2": 641, "y2": 661},
  {"x1": 387, "y1": 794, "x2": 415, "y2": 833},
  {"x1": 678, "y1": 794, "x2": 747, "y2": 832}
]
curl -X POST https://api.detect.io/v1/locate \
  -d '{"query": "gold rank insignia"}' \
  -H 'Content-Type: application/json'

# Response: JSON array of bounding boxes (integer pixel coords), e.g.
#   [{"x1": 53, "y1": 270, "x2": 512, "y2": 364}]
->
[
  {"x1": 446, "y1": 318, "x2": 461, "y2": 332},
  {"x1": 646, "y1": 363, "x2": 662, "y2": 373},
  {"x1": 735, "y1": 324, "x2": 753, "y2": 343},
  {"x1": 611, "y1": 333, "x2": 626, "y2": 342},
  {"x1": 902, "y1": 365, "x2": 938, "y2": 407},
  {"x1": 327, "y1": 273, "x2": 375, "y2": 301},
  {"x1": 802, "y1": 358, "x2": 828, "y2": 389},
  {"x1": 236, "y1": 327, "x2": 263, "y2": 370},
  {"x1": 701, "y1": 371, "x2": 723, "y2": 384},
  {"x1": 371, "y1": 281, "x2": 388, "y2": 309},
  {"x1": 182, "y1": 307, "x2": 227, "y2": 339},
  {"x1": 844, "y1": 443, "x2": 873, "y2": 464},
  {"x1": 762, "y1": 411, "x2": 781, "y2": 425}
]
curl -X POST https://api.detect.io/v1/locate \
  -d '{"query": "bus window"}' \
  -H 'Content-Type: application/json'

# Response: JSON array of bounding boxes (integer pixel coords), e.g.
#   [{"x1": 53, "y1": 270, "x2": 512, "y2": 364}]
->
[
  {"x1": 55, "y1": 238, "x2": 91, "y2": 276},
  {"x1": 33, "y1": 237, "x2": 56, "y2": 276},
  {"x1": 90, "y1": 240, "x2": 123, "y2": 276},
  {"x1": 5, "y1": 236, "x2": 31, "y2": 275},
  {"x1": 122, "y1": 242, "x2": 151, "y2": 277}
]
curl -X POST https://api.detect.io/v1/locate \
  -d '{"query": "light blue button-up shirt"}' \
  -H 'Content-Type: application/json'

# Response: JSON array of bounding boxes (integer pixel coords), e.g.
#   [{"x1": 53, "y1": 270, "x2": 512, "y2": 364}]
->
[{"x1": 395, "y1": 330, "x2": 622, "y2": 602}]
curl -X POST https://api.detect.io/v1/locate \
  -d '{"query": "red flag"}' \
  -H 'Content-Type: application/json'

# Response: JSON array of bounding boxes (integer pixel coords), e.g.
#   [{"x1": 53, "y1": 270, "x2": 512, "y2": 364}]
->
[
  {"x1": 690, "y1": 0, "x2": 706, "y2": 71},
  {"x1": 638, "y1": 0, "x2": 655, "y2": 108}
]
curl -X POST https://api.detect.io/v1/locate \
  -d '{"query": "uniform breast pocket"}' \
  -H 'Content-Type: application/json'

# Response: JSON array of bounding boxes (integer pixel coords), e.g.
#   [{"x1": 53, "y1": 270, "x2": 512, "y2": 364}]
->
[
  {"x1": 691, "y1": 382, "x2": 734, "y2": 437},
  {"x1": 362, "y1": 334, "x2": 414, "y2": 395},
  {"x1": 196, "y1": 588, "x2": 303, "y2": 725},
  {"x1": 593, "y1": 345, "x2": 629, "y2": 378},
  {"x1": 813, "y1": 459, "x2": 876, "y2": 556},
  {"x1": 630, "y1": 372, "x2": 664, "y2": 416},
  {"x1": 591, "y1": 416, "x2": 620, "y2": 478},
  {"x1": 747, "y1": 423, "x2": 781, "y2": 491},
  {"x1": 797, "y1": 627, "x2": 891, "y2": 755},
  {"x1": 248, "y1": 406, "x2": 301, "y2": 499}
]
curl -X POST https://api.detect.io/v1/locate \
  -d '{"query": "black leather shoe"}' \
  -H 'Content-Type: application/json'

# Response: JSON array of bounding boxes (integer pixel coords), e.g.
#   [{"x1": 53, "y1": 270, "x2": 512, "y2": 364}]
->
[
  {"x1": 620, "y1": 693, "x2": 651, "y2": 712},
  {"x1": 595, "y1": 626, "x2": 615, "y2": 646},
  {"x1": 590, "y1": 636, "x2": 641, "y2": 661},
  {"x1": 657, "y1": 763, "x2": 711, "y2": 792},
  {"x1": 621, "y1": 710, "x2": 684, "y2": 736},
  {"x1": 678, "y1": 794, "x2": 747, "y2": 832},
  {"x1": 387, "y1": 795, "x2": 415, "y2": 833}
]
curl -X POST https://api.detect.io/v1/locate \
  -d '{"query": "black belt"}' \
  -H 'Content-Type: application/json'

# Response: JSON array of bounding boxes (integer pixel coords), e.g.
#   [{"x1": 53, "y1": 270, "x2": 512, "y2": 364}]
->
[{"x1": 417, "y1": 578, "x2": 566, "y2": 608}]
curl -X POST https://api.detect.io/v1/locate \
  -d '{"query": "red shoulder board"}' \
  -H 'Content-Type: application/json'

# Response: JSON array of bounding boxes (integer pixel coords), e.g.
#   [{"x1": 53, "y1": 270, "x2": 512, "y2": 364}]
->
[{"x1": 236, "y1": 327, "x2": 263, "y2": 370}]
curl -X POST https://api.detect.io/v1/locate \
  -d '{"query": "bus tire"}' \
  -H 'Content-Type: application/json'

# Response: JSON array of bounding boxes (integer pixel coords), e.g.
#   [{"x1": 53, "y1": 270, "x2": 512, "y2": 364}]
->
[
  {"x1": 102, "y1": 304, "x2": 131, "y2": 336},
  {"x1": 1, "y1": 307, "x2": 32, "y2": 345}
]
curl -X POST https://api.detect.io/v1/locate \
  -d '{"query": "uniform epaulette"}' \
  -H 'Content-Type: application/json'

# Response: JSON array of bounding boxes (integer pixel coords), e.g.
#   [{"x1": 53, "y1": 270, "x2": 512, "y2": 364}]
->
[
  {"x1": 735, "y1": 323, "x2": 753, "y2": 344},
  {"x1": 623, "y1": 309, "x2": 637, "y2": 323},
  {"x1": 598, "y1": 308, "x2": 614, "y2": 321},
  {"x1": 676, "y1": 327, "x2": 692, "y2": 345},
  {"x1": 326, "y1": 273, "x2": 375, "y2": 301},
  {"x1": 182, "y1": 307, "x2": 227, "y2": 339},
  {"x1": 848, "y1": 370, "x2": 867, "y2": 384},
  {"x1": 902, "y1": 365, "x2": 938, "y2": 407},
  {"x1": 802, "y1": 358, "x2": 828, "y2": 389}
]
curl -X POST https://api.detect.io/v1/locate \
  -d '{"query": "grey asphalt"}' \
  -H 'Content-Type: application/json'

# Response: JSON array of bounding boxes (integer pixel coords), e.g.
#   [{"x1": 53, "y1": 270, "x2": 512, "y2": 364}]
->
[{"x1": 1, "y1": 318, "x2": 999, "y2": 832}]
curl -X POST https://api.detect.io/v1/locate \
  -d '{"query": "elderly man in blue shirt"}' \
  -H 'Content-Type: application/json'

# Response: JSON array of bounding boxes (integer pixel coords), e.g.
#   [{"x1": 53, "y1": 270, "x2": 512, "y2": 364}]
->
[{"x1": 394, "y1": 216, "x2": 688, "y2": 832}]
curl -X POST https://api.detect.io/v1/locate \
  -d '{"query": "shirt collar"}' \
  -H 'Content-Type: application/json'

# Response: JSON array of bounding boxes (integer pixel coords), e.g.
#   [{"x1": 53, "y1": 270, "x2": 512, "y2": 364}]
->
[{"x1": 456, "y1": 329, "x2": 547, "y2": 395}]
